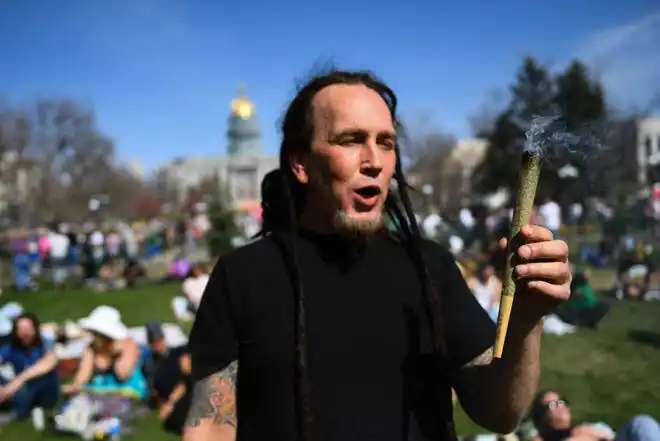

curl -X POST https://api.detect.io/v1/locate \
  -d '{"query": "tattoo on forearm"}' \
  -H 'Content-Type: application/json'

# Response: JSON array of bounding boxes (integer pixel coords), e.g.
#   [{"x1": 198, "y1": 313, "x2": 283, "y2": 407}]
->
[
  {"x1": 462, "y1": 347, "x2": 494, "y2": 368},
  {"x1": 185, "y1": 361, "x2": 238, "y2": 428}
]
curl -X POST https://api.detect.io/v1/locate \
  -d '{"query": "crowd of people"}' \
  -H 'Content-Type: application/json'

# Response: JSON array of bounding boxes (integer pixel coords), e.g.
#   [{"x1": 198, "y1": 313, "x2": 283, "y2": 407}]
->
[
  {"x1": 0, "y1": 197, "x2": 657, "y2": 440},
  {"x1": 1, "y1": 72, "x2": 660, "y2": 441},
  {"x1": 0, "y1": 215, "x2": 213, "y2": 438},
  {"x1": 2, "y1": 214, "x2": 211, "y2": 293},
  {"x1": 0, "y1": 306, "x2": 196, "y2": 437}
]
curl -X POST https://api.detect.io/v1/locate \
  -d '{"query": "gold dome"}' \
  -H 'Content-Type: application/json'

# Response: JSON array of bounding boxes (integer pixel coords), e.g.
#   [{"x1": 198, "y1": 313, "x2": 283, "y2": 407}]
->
[
  {"x1": 231, "y1": 97, "x2": 254, "y2": 120},
  {"x1": 230, "y1": 83, "x2": 254, "y2": 120}
]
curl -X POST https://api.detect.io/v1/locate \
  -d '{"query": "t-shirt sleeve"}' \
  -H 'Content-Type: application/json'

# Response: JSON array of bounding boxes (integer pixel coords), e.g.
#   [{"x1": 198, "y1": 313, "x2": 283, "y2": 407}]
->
[
  {"x1": 424, "y1": 242, "x2": 496, "y2": 370},
  {"x1": 187, "y1": 258, "x2": 239, "y2": 382}
]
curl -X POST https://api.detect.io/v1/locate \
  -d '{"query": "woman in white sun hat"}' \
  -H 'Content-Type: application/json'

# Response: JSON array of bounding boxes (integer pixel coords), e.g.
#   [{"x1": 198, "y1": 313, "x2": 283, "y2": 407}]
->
[{"x1": 61, "y1": 306, "x2": 147, "y2": 400}]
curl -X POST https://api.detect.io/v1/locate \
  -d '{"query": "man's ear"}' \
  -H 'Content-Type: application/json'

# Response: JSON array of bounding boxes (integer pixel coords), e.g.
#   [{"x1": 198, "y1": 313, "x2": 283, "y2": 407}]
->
[{"x1": 290, "y1": 153, "x2": 309, "y2": 185}]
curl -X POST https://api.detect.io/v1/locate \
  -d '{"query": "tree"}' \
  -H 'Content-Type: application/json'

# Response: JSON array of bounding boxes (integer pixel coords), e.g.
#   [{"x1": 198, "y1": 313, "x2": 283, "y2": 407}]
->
[
  {"x1": 0, "y1": 105, "x2": 35, "y2": 224},
  {"x1": 0, "y1": 98, "x2": 145, "y2": 223},
  {"x1": 473, "y1": 57, "x2": 608, "y2": 204},
  {"x1": 473, "y1": 57, "x2": 555, "y2": 196},
  {"x1": 552, "y1": 60, "x2": 608, "y2": 203},
  {"x1": 205, "y1": 180, "x2": 238, "y2": 257},
  {"x1": 405, "y1": 131, "x2": 456, "y2": 211}
]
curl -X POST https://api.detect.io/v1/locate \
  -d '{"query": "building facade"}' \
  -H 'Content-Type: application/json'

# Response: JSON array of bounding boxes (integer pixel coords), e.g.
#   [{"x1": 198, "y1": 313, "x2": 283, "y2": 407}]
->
[
  {"x1": 636, "y1": 115, "x2": 660, "y2": 186},
  {"x1": 153, "y1": 87, "x2": 278, "y2": 212}
]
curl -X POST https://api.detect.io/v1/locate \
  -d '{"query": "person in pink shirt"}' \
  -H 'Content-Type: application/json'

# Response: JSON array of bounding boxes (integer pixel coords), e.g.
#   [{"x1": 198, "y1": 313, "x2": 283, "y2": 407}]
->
[{"x1": 37, "y1": 235, "x2": 51, "y2": 260}]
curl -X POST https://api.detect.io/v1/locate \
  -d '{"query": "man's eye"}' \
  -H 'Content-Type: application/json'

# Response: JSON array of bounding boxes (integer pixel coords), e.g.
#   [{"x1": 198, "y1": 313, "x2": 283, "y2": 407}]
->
[{"x1": 338, "y1": 138, "x2": 360, "y2": 146}]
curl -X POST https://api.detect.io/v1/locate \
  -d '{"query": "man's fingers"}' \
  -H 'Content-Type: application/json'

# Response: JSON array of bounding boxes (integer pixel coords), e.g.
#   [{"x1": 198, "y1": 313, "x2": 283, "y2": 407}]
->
[
  {"x1": 520, "y1": 225, "x2": 554, "y2": 242},
  {"x1": 501, "y1": 225, "x2": 555, "y2": 251},
  {"x1": 516, "y1": 261, "x2": 571, "y2": 283},
  {"x1": 518, "y1": 240, "x2": 569, "y2": 261},
  {"x1": 524, "y1": 279, "x2": 571, "y2": 299}
]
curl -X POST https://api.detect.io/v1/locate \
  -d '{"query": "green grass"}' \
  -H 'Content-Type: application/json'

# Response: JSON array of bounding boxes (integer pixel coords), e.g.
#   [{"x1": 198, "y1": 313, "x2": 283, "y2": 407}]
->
[{"x1": 1, "y1": 274, "x2": 659, "y2": 439}]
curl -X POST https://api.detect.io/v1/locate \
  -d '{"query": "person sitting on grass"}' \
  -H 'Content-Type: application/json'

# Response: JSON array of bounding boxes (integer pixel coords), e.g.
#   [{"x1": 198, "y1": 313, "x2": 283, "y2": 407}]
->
[
  {"x1": 171, "y1": 263, "x2": 210, "y2": 321},
  {"x1": 554, "y1": 267, "x2": 609, "y2": 329},
  {"x1": 615, "y1": 244, "x2": 655, "y2": 301},
  {"x1": 182, "y1": 263, "x2": 210, "y2": 313},
  {"x1": 0, "y1": 313, "x2": 59, "y2": 423},
  {"x1": 123, "y1": 258, "x2": 147, "y2": 288},
  {"x1": 530, "y1": 390, "x2": 660, "y2": 441},
  {"x1": 96, "y1": 255, "x2": 126, "y2": 292},
  {"x1": 61, "y1": 307, "x2": 147, "y2": 401},
  {"x1": 142, "y1": 322, "x2": 193, "y2": 436}
]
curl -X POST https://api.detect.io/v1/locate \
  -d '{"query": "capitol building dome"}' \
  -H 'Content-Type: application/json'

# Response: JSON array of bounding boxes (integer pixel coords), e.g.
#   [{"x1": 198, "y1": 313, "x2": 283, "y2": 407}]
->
[{"x1": 227, "y1": 84, "x2": 261, "y2": 156}]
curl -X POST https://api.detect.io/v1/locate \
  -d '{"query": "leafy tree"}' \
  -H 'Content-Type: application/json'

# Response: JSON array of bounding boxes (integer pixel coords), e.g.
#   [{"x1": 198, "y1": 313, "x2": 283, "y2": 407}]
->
[
  {"x1": 473, "y1": 57, "x2": 555, "y2": 196},
  {"x1": 205, "y1": 181, "x2": 238, "y2": 257},
  {"x1": 473, "y1": 57, "x2": 608, "y2": 204},
  {"x1": 552, "y1": 60, "x2": 608, "y2": 203}
]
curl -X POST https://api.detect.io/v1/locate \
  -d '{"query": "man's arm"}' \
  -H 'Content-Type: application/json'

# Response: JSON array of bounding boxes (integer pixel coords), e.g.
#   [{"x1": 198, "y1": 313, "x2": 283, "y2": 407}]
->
[
  {"x1": 183, "y1": 361, "x2": 238, "y2": 441},
  {"x1": 452, "y1": 316, "x2": 542, "y2": 434}
]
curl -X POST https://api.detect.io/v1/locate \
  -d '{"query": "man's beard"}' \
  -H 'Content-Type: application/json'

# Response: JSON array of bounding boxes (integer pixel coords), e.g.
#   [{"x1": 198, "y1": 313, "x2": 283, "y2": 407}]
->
[
  {"x1": 307, "y1": 172, "x2": 386, "y2": 238},
  {"x1": 332, "y1": 209, "x2": 384, "y2": 239}
]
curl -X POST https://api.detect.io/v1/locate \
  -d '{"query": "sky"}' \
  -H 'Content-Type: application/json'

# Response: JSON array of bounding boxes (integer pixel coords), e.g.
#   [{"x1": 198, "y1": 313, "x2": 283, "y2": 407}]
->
[{"x1": 2, "y1": 0, "x2": 659, "y2": 173}]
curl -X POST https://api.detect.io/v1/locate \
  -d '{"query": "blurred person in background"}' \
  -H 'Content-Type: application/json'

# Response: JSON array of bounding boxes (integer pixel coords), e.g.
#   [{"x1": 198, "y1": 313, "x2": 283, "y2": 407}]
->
[
  {"x1": 530, "y1": 390, "x2": 660, "y2": 441},
  {"x1": 49, "y1": 225, "x2": 70, "y2": 290},
  {"x1": 467, "y1": 263, "x2": 502, "y2": 322},
  {"x1": 119, "y1": 223, "x2": 139, "y2": 261},
  {"x1": 37, "y1": 232, "x2": 50, "y2": 267},
  {"x1": 66, "y1": 229, "x2": 80, "y2": 272},
  {"x1": 97, "y1": 254, "x2": 126, "y2": 291},
  {"x1": 143, "y1": 322, "x2": 192, "y2": 435},
  {"x1": 555, "y1": 267, "x2": 609, "y2": 329},
  {"x1": 0, "y1": 313, "x2": 59, "y2": 423},
  {"x1": 27, "y1": 234, "x2": 42, "y2": 280},
  {"x1": 171, "y1": 263, "x2": 210, "y2": 321},
  {"x1": 539, "y1": 196, "x2": 561, "y2": 238},
  {"x1": 61, "y1": 307, "x2": 147, "y2": 401},
  {"x1": 615, "y1": 244, "x2": 655, "y2": 300},
  {"x1": 106, "y1": 229, "x2": 121, "y2": 258},
  {"x1": 123, "y1": 258, "x2": 147, "y2": 288},
  {"x1": 11, "y1": 238, "x2": 34, "y2": 293},
  {"x1": 182, "y1": 264, "x2": 210, "y2": 313},
  {"x1": 88, "y1": 227, "x2": 106, "y2": 280}
]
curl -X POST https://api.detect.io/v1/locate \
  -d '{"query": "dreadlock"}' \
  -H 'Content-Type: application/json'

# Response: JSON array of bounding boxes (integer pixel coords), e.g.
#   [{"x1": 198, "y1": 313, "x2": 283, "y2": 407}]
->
[{"x1": 259, "y1": 69, "x2": 450, "y2": 441}]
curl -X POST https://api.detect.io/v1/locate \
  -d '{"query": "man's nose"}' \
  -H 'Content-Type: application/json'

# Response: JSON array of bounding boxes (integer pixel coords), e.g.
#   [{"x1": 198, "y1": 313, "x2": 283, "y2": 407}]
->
[{"x1": 360, "y1": 141, "x2": 383, "y2": 175}]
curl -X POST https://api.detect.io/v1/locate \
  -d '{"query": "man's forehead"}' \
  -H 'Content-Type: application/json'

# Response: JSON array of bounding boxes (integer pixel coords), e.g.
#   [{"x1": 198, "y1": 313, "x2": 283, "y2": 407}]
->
[{"x1": 312, "y1": 84, "x2": 395, "y2": 131}]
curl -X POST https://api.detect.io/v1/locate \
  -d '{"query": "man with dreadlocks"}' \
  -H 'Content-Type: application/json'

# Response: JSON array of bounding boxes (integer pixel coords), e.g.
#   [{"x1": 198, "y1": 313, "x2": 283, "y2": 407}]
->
[{"x1": 183, "y1": 70, "x2": 571, "y2": 441}]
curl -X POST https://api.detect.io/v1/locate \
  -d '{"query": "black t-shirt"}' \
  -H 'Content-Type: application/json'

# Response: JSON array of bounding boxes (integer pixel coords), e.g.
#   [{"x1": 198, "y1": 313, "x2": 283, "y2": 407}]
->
[
  {"x1": 151, "y1": 346, "x2": 188, "y2": 400},
  {"x1": 188, "y1": 230, "x2": 495, "y2": 441}
]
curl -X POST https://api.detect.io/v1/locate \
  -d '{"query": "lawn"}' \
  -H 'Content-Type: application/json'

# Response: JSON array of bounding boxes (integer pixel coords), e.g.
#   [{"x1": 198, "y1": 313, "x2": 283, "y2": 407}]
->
[{"x1": 1, "y1": 271, "x2": 659, "y2": 440}]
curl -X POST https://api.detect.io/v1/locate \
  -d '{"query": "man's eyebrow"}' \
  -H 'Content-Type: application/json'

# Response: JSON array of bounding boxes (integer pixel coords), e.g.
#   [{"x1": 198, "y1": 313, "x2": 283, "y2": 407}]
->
[
  {"x1": 331, "y1": 129, "x2": 396, "y2": 137},
  {"x1": 377, "y1": 131, "x2": 397, "y2": 139}
]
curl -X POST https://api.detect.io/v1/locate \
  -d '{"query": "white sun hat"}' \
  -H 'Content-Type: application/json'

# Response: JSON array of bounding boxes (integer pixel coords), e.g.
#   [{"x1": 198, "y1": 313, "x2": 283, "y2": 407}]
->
[
  {"x1": 89, "y1": 306, "x2": 121, "y2": 322},
  {"x1": 78, "y1": 306, "x2": 127, "y2": 340}
]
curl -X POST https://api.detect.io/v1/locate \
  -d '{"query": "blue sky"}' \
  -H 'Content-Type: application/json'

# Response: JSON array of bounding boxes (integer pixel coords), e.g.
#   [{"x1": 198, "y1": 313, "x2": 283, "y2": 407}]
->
[{"x1": 2, "y1": 0, "x2": 659, "y2": 172}]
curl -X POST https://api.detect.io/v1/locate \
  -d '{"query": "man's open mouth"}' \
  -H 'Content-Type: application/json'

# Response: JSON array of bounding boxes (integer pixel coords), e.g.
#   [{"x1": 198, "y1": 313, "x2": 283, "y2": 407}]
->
[{"x1": 354, "y1": 186, "x2": 382, "y2": 198}]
